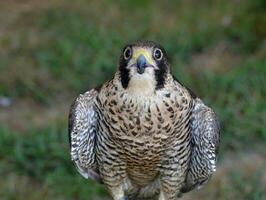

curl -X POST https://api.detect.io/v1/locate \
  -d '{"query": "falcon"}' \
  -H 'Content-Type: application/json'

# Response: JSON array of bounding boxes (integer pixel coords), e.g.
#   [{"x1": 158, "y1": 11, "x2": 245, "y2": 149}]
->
[{"x1": 69, "y1": 41, "x2": 220, "y2": 200}]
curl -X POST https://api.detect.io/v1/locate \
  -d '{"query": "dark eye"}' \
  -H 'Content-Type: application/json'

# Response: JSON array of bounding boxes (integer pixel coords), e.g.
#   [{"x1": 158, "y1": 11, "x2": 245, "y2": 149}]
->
[
  {"x1": 123, "y1": 47, "x2": 132, "y2": 60},
  {"x1": 153, "y1": 48, "x2": 163, "y2": 60}
]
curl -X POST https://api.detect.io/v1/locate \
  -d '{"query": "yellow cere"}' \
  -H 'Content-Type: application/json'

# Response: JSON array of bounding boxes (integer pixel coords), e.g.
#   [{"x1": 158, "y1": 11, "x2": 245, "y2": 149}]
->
[{"x1": 133, "y1": 48, "x2": 153, "y2": 64}]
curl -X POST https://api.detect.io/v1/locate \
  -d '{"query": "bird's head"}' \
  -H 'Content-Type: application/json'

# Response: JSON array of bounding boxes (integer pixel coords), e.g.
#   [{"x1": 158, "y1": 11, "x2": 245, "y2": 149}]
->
[{"x1": 118, "y1": 41, "x2": 171, "y2": 96}]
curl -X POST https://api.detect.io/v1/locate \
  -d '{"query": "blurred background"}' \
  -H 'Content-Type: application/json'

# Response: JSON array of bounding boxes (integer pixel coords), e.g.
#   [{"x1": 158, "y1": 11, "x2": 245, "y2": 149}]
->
[{"x1": 0, "y1": 0, "x2": 265, "y2": 199}]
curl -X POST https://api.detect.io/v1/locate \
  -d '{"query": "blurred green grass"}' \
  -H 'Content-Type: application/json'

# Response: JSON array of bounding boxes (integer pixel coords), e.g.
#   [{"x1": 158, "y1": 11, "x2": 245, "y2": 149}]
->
[{"x1": 0, "y1": 0, "x2": 265, "y2": 199}]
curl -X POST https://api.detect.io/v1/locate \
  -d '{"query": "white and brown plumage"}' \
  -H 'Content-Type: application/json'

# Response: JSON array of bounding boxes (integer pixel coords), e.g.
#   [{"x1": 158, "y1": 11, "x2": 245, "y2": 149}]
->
[{"x1": 69, "y1": 41, "x2": 220, "y2": 200}]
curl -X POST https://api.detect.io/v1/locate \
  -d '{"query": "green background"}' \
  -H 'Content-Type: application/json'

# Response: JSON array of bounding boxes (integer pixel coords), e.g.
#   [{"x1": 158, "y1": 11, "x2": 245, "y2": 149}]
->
[{"x1": 0, "y1": 0, "x2": 265, "y2": 199}]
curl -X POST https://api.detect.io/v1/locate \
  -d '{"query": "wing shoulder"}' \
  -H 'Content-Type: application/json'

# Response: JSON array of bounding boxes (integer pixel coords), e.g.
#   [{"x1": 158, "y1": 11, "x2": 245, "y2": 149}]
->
[
  {"x1": 191, "y1": 98, "x2": 220, "y2": 153},
  {"x1": 69, "y1": 89, "x2": 101, "y2": 182}
]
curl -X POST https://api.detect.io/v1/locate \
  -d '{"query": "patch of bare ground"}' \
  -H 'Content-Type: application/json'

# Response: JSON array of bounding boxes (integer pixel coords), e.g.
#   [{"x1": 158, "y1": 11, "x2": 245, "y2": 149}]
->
[
  {"x1": 0, "y1": 98, "x2": 70, "y2": 132},
  {"x1": 0, "y1": 0, "x2": 65, "y2": 50},
  {"x1": 187, "y1": 41, "x2": 244, "y2": 74},
  {"x1": 0, "y1": 0, "x2": 58, "y2": 31}
]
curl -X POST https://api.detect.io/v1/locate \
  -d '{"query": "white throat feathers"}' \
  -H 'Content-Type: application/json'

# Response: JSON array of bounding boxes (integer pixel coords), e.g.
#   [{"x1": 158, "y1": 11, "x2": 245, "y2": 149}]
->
[{"x1": 127, "y1": 71, "x2": 156, "y2": 97}]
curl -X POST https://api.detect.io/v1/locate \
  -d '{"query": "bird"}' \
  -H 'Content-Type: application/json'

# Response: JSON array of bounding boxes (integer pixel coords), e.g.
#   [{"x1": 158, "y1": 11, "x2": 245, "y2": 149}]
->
[{"x1": 68, "y1": 41, "x2": 220, "y2": 200}]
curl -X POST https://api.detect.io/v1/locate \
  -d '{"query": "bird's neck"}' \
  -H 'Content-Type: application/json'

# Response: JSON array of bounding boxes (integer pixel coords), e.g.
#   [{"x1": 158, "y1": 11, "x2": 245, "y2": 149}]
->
[
  {"x1": 114, "y1": 72, "x2": 173, "y2": 98},
  {"x1": 127, "y1": 73, "x2": 157, "y2": 97}
]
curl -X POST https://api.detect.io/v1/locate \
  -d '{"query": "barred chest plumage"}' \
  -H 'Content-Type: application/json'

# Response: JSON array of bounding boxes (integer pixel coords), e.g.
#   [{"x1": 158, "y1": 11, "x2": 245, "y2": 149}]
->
[{"x1": 94, "y1": 78, "x2": 193, "y2": 186}]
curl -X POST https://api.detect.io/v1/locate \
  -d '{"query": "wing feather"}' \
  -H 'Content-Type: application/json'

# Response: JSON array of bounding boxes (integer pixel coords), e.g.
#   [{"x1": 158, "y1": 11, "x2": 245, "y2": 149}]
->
[
  {"x1": 69, "y1": 89, "x2": 102, "y2": 182},
  {"x1": 181, "y1": 98, "x2": 220, "y2": 193}
]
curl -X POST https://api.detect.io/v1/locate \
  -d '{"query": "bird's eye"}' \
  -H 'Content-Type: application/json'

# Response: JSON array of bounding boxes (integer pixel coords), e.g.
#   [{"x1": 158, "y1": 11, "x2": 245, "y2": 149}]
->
[
  {"x1": 153, "y1": 48, "x2": 163, "y2": 60},
  {"x1": 123, "y1": 47, "x2": 132, "y2": 60}
]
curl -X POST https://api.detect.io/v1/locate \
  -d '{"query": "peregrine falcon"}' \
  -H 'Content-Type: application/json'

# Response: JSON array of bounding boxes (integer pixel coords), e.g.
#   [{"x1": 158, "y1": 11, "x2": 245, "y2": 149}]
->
[{"x1": 69, "y1": 41, "x2": 220, "y2": 200}]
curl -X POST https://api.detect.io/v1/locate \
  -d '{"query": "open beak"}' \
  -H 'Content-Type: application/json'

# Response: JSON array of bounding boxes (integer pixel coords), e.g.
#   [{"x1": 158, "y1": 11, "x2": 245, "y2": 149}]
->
[{"x1": 136, "y1": 54, "x2": 146, "y2": 74}]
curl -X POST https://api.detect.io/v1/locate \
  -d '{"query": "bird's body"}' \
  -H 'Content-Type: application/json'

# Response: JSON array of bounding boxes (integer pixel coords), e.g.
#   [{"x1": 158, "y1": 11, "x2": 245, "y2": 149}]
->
[
  {"x1": 69, "y1": 41, "x2": 220, "y2": 200},
  {"x1": 95, "y1": 73, "x2": 193, "y2": 194}
]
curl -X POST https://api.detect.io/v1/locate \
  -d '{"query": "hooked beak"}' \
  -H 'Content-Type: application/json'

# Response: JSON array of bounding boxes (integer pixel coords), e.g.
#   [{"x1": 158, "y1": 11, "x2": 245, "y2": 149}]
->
[{"x1": 136, "y1": 55, "x2": 146, "y2": 74}]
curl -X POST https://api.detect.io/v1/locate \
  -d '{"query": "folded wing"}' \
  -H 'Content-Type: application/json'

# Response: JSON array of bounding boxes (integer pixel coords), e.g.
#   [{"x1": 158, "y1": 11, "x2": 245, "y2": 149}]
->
[
  {"x1": 69, "y1": 89, "x2": 102, "y2": 182},
  {"x1": 181, "y1": 98, "x2": 220, "y2": 193}
]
